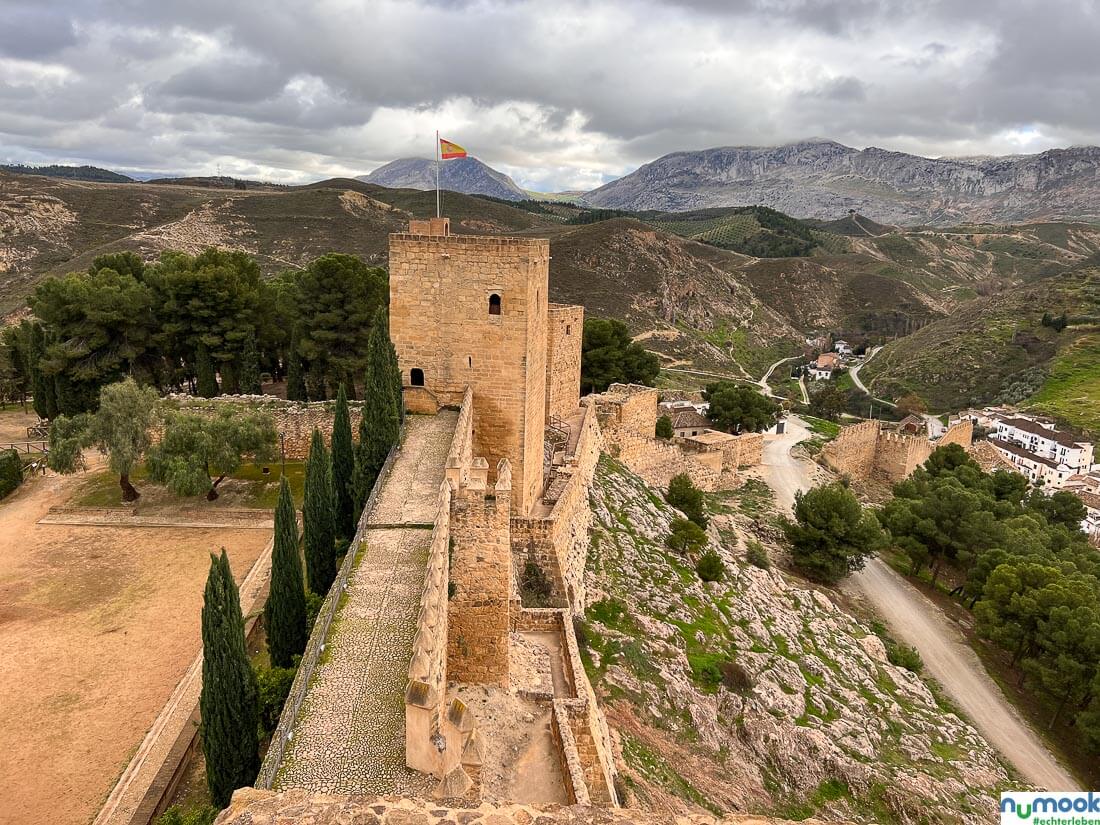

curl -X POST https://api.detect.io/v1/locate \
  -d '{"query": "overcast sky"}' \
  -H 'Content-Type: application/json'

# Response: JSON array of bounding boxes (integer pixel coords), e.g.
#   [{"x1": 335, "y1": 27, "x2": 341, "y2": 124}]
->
[{"x1": 1, "y1": 0, "x2": 1097, "y2": 191}]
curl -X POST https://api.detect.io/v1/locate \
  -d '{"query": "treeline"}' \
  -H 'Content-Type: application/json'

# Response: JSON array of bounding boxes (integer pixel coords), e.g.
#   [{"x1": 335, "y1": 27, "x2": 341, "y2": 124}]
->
[
  {"x1": 564, "y1": 208, "x2": 634, "y2": 225},
  {"x1": 880, "y1": 445, "x2": 1100, "y2": 747},
  {"x1": 0, "y1": 248, "x2": 388, "y2": 417}
]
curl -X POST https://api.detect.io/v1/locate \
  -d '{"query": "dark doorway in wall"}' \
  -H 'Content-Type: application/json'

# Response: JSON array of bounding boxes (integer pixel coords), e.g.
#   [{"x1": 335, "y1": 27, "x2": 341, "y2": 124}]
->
[{"x1": 410, "y1": 368, "x2": 424, "y2": 386}]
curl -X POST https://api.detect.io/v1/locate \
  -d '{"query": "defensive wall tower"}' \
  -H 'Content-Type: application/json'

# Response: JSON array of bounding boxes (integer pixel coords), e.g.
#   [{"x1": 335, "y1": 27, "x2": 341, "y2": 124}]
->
[{"x1": 389, "y1": 218, "x2": 549, "y2": 517}]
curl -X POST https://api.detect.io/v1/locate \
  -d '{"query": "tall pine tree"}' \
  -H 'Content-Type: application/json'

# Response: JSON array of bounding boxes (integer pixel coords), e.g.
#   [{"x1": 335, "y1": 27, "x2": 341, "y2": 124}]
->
[
  {"x1": 195, "y1": 342, "x2": 219, "y2": 398},
  {"x1": 303, "y1": 429, "x2": 336, "y2": 595},
  {"x1": 200, "y1": 549, "x2": 259, "y2": 808},
  {"x1": 285, "y1": 329, "x2": 307, "y2": 401},
  {"x1": 331, "y1": 385, "x2": 355, "y2": 539},
  {"x1": 353, "y1": 308, "x2": 399, "y2": 507},
  {"x1": 265, "y1": 478, "x2": 308, "y2": 668}
]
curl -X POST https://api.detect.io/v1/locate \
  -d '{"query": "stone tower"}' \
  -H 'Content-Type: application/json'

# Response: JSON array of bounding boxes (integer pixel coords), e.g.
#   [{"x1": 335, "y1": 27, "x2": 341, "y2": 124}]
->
[{"x1": 389, "y1": 218, "x2": 549, "y2": 516}]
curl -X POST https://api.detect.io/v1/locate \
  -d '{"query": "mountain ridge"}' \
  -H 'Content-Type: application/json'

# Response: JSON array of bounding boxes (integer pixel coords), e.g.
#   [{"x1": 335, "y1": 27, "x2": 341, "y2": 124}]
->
[{"x1": 585, "y1": 140, "x2": 1100, "y2": 225}]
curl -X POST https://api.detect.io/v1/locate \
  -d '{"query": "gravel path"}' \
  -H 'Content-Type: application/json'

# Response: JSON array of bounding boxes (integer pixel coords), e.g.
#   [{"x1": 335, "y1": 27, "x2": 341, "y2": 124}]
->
[
  {"x1": 760, "y1": 416, "x2": 1080, "y2": 791},
  {"x1": 274, "y1": 412, "x2": 456, "y2": 795}
]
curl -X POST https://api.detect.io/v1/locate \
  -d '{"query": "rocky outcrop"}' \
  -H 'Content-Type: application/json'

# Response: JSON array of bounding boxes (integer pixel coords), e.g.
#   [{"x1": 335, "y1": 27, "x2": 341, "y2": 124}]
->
[
  {"x1": 216, "y1": 788, "x2": 850, "y2": 824},
  {"x1": 584, "y1": 457, "x2": 1009, "y2": 823},
  {"x1": 361, "y1": 157, "x2": 527, "y2": 201},
  {"x1": 584, "y1": 140, "x2": 1100, "y2": 225}
]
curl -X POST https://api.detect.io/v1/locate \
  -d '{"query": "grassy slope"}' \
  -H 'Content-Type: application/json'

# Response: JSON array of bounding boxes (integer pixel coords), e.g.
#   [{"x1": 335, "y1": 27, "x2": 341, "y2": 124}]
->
[
  {"x1": 861, "y1": 266, "x2": 1100, "y2": 421},
  {"x1": 1027, "y1": 332, "x2": 1100, "y2": 433}
]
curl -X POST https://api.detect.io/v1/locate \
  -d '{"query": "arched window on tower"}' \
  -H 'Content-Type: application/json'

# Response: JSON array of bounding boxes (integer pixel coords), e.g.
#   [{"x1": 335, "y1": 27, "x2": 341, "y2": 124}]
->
[
  {"x1": 410, "y1": 368, "x2": 424, "y2": 386},
  {"x1": 489, "y1": 293, "x2": 502, "y2": 315}
]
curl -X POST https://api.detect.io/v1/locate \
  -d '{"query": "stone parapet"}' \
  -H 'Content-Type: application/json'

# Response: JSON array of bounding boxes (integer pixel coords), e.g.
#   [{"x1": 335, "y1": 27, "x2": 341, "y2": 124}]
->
[{"x1": 217, "y1": 788, "x2": 849, "y2": 824}]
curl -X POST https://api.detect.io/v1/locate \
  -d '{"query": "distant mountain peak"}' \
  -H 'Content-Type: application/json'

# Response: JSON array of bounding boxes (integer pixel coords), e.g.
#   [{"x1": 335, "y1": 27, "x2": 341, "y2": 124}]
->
[{"x1": 359, "y1": 156, "x2": 526, "y2": 201}]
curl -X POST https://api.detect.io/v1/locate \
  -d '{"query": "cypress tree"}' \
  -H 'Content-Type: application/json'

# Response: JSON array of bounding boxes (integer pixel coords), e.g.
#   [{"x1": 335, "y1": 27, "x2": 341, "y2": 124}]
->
[
  {"x1": 285, "y1": 330, "x2": 307, "y2": 401},
  {"x1": 303, "y1": 429, "x2": 336, "y2": 595},
  {"x1": 240, "y1": 338, "x2": 262, "y2": 394},
  {"x1": 196, "y1": 343, "x2": 219, "y2": 398},
  {"x1": 353, "y1": 310, "x2": 399, "y2": 507},
  {"x1": 221, "y1": 358, "x2": 240, "y2": 395},
  {"x1": 376, "y1": 307, "x2": 403, "y2": 421},
  {"x1": 265, "y1": 478, "x2": 308, "y2": 668},
  {"x1": 200, "y1": 549, "x2": 259, "y2": 808},
  {"x1": 331, "y1": 385, "x2": 355, "y2": 539}
]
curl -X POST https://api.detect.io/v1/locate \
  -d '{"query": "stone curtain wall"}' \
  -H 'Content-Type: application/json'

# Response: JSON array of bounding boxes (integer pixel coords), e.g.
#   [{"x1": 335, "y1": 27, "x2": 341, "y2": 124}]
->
[
  {"x1": 736, "y1": 432, "x2": 764, "y2": 466},
  {"x1": 404, "y1": 476, "x2": 453, "y2": 776},
  {"x1": 820, "y1": 420, "x2": 879, "y2": 480},
  {"x1": 872, "y1": 432, "x2": 932, "y2": 484},
  {"x1": 939, "y1": 419, "x2": 974, "y2": 449},
  {"x1": 256, "y1": 418, "x2": 402, "y2": 789},
  {"x1": 512, "y1": 403, "x2": 603, "y2": 612},
  {"x1": 388, "y1": 228, "x2": 550, "y2": 516},
  {"x1": 823, "y1": 420, "x2": 973, "y2": 485},
  {"x1": 161, "y1": 395, "x2": 363, "y2": 460},
  {"x1": 546, "y1": 304, "x2": 584, "y2": 420}
]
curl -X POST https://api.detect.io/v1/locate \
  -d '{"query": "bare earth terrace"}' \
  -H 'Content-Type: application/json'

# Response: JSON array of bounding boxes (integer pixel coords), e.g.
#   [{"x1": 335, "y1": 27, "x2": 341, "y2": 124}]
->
[{"x1": 272, "y1": 411, "x2": 457, "y2": 794}]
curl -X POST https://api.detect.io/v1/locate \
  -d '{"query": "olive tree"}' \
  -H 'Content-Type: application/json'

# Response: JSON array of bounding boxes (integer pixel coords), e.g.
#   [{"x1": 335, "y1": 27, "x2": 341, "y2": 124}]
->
[{"x1": 47, "y1": 378, "x2": 159, "y2": 501}]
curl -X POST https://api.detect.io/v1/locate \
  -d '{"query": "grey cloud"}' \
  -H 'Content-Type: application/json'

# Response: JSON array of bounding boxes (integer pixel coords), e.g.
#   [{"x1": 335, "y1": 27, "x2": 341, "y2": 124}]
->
[
  {"x1": 0, "y1": 5, "x2": 79, "y2": 59},
  {"x1": 0, "y1": 0, "x2": 1097, "y2": 189}
]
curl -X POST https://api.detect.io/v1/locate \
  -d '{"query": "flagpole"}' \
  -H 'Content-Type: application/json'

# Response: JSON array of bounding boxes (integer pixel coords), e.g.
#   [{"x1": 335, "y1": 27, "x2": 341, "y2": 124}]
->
[{"x1": 435, "y1": 129, "x2": 440, "y2": 218}]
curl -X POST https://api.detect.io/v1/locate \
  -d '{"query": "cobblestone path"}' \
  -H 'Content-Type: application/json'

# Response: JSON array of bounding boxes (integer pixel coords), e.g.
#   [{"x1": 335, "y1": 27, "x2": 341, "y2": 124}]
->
[{"x1": 274, "y1": 412, "x2": 457, "y2": 794}]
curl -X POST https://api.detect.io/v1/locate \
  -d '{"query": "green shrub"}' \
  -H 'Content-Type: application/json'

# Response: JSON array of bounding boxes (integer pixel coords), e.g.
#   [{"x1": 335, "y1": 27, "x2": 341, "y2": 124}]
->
[
  {"x1": 304, "y1": 590, "x2": 324, "y2": 627},
  {"x1": 666, "y1": 473, "x2": 708, "y2": 528},
  {"x1": 520, "y1": 560, "x2": 553, "y2": 607},
  {"x1": 885, "y1": 641, "x2": 924, "y2": 673},
  {"x1": 655, "y1": 415, "x2": 673, "y2": 439},
  {"x1": 696, "y1": 551, "x2": 725, "y2": 582},
  {"x1": 255, "y1": 663, "x2": 297, "y2": 734},
  {"x1": 666, "y1": 517, "x2": 708, "y2": 554},
  {"x1": 155, "y1": 805, "x2": 218, "y2": 825},
  {"x1": 0, "y1": 449, "x2": 21, "y2": 500},
  {"x1": 588, "y1": 597, "x2": 628, "y2": 627},
  {"x1": 745, "y1": 540, "x2": 771, "y2": 569}
]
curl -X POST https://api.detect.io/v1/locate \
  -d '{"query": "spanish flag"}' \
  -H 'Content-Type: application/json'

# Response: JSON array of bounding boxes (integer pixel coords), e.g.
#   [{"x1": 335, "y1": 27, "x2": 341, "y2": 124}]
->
[{"x1": 439, "y1": 138, "x2": 467, "y2": 160}]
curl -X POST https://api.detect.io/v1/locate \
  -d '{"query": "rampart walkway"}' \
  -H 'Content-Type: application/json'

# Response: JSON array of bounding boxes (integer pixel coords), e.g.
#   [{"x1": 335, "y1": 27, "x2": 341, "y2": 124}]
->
[{"x1": 273, "y1": 412, "x2": 457, "y2": 794}]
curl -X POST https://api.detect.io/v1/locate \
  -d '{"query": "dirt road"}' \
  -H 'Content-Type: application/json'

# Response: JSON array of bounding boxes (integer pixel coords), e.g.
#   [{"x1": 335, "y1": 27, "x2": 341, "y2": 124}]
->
[
  {"x1": 760, "y1": 417, "x2": 1080, "y2": 791},
  {"x1": 849, "y1": 560, "x2": 1080, "y2": 791}
]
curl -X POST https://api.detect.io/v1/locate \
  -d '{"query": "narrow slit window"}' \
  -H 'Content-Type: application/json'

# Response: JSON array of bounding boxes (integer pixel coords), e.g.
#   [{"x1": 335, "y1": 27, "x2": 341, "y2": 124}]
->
[
  {"x1": 489, "y1": 293, "x2": 502, "y2": 315},
  {"x1": 410, "y1": 368, "x2": 424, "y2": 386}
]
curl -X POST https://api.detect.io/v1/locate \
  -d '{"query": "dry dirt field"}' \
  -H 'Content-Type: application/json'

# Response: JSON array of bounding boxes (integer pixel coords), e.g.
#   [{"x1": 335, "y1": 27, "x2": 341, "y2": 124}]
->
[
  {"x1": 0, "y1": 406, "x2": 41, "y2": 443},
  {"x1": 0, "y1": 459, "x2": 271, "y2": 825}
]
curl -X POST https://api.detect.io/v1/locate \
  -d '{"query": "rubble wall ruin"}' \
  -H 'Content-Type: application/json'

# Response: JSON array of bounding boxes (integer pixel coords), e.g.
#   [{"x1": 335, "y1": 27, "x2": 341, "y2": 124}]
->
[{"x1": 160, "y1": 395, "x2": 362, "y2": 460}]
